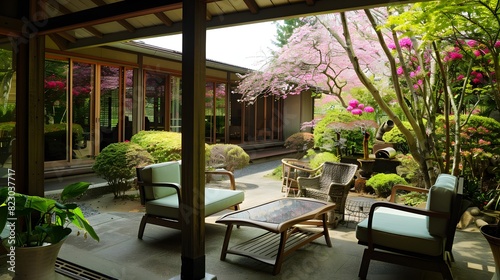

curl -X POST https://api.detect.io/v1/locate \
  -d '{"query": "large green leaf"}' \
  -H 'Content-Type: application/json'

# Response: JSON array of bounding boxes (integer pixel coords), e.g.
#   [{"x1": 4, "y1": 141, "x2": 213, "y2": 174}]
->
[
  {"x1": 72, "y1": 207, "x2": 99, "y2": 242},
  {"x1": 60, "y1": 182, "x2": 91, "y2": 202}
]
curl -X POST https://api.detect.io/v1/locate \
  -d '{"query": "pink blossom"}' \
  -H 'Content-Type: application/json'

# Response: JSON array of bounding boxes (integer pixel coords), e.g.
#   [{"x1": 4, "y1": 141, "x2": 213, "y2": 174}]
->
[
  {"x1": 467, "y1": 40, "x2": 478, "y2": 47},
  {"x1": 473, "y1": 50, "x2": 481, "y2": 57},
  {"x1": 346, "y1": 105, "x2": 353, "y2": 111},
  {"x1": 456, "y1": 74, "x2": 465, "y2": 81},
  {"x1": 399, "y1": 38, "x2": 412, "y2": 49},
  {"x1": 351, "y1": 108, "x2": 363, "y2": 115},
  {"x1": 397, "y1": 66, "x2": 404, "y2": 75},
  {"x1": 45, "y1": 81, "x2": 57, "y2": 89},
  {"x1": 358, "y1": 103, "x2": 365, "y2": 109},
  {"x1": 364, "y1": 106, "x2": 374, "y2": 113},
  {"x1": 410, "y1": 71, "x2": 416, "y2": 78},
  {"x1": 495, "y1": 41, "x2": 500, "y2": 48},
  {"x1": 348, "y1": 99, "x2": 359, "y2": 107},
  {"x1": 472, "y1": 78, "x2": 481, "y2": 84},
  {"x1": 478, "y1": 139, "x2": 491, "y2": 145},
  {"x1": 475, "y1": 72, "x2": 483, "y2": 79},
  {"x1": 388, "y1": 42, "x2": 396, "y2": 50},
  {"x1": 448, "y1": 52, "x2": 463, "y2": 60}
]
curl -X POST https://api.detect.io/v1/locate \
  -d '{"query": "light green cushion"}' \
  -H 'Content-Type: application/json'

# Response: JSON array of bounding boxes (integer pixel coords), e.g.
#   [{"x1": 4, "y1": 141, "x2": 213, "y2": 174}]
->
[
  {"x1": 426, "y1": 174, "x2": 456, "y2": 237},
  {"x1": 140, "y1": 161, "x2": 181, "y2": 200},
  {"x1": 145, "y1": 188, "x2": 244, "y2": 219},
  {"x1": 356, "y1": 207, "x2": 444, "y2": 256}
]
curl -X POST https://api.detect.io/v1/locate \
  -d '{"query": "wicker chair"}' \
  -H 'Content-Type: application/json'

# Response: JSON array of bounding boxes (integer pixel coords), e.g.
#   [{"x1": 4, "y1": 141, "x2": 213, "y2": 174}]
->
[
  {"x1": 281, "y1": 158, "x2": 321, "y2": 197},
  {"x1": 297, "y1": 161, "x2": 358, "y2": 225}
]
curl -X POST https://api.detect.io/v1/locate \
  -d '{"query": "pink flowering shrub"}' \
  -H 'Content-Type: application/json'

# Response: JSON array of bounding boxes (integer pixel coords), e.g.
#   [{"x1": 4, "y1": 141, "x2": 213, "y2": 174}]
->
[{"x1": 346, "y1": 99, "x2": 375, "y2": 116}]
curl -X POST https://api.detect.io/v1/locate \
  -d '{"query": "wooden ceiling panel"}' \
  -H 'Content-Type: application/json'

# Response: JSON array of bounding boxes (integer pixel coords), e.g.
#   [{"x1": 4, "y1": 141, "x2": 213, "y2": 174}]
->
[
  {"x1": 127, "y1": 14, "x2": 162, "y2": 29},
  {"x1": 93, "y1": 21, "x2": 127, "y2": 35}
]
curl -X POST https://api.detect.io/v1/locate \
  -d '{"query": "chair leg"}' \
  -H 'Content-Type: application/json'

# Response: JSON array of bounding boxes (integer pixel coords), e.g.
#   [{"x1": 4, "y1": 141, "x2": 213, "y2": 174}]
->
[
  {"x1": 138, "y1": 215, "x2": 148, "y2": 239},
  {"x1": 439, "y1": 260, "x2": 453, "y2": 280},
  {"x1": 358, "y1": 248, "x2": 372, "y2": 279}
]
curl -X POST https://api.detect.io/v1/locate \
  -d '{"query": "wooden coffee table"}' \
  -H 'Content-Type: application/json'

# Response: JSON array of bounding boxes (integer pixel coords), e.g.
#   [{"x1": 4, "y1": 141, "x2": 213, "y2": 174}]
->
[{"x1": 216, "y1": 197, "x2": 335, "y2": 275}]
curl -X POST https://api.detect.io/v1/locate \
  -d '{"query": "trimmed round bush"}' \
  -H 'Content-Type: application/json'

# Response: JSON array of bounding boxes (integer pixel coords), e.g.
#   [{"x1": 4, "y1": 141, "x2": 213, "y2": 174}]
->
[
  {"x1": 93, "y1": 142, "x2": 154, "y2": 198},
  {"x1": 284, "y1": 132, "x2": 314, "y2": 159},
  {"x1": 207, "y1": 144, "x2": 250, "y2": 172},
  {"x1": 131, "y1": 130, "x2": 182, "y2": 162},
  {"x1": 366, "y1": 173, "x2": 408, "y2": 198}
]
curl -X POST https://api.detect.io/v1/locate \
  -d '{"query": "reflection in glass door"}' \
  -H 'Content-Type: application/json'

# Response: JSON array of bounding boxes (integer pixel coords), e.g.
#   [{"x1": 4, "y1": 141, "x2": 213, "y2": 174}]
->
[
  {"x1": 145, "y1": 72, "x2": 166, "y2": 130},
  {"x1": 72, "y1": 61, "x2": 95, "y2": 160},
  {"x1": 99, "y1": 65, "x2": 121, "y2": 151}
]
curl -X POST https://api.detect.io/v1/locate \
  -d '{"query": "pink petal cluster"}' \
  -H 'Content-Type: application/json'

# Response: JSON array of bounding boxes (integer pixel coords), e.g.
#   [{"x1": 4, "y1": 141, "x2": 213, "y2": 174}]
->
[{"x1": 346, "y1": 99, "x2": 374, "y2": 115}]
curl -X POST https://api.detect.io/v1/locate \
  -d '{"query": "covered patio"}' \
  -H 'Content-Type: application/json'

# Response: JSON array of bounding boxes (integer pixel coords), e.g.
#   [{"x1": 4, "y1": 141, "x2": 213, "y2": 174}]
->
[{"x1": 2, "y1": 1, "x2": 486, "y2": 279}]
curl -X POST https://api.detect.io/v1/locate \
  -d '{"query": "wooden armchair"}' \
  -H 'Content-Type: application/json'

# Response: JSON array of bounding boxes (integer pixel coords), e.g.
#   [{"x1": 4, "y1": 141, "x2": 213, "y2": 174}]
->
[
  {"x1": 297, "y1": 161, "x2": 358, "y2": 224},
  {"x1": 355, "y1": 174, "x2": 464, "y2": 279}
]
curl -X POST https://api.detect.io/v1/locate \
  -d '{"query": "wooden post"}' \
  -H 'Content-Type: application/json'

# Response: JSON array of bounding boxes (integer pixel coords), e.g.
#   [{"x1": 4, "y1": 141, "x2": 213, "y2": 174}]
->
[{"x1": 180, "y1": 0, "x2": 211, "y2": 279}]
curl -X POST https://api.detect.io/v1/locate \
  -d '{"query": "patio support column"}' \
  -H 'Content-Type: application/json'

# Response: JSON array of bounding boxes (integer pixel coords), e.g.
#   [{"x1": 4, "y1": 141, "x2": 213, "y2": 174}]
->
[
  {"x1": 14, "y1": 34, "x2": 45, "y2": 197},
  {"x1": 180, "y1": 0, "x2": 211, "y2": 279}
]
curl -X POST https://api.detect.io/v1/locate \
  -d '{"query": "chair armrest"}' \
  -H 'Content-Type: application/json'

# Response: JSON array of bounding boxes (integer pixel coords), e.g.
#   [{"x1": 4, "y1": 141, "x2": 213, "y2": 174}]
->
[
  {"x1": 205, "y1": 169, "x2": 237, "y2": 190},
  {"x1": 137, "y1": 182, "x2": 181, "y2": 206},
  {"x1": 365, "y1": 201, "x2": 450, "y2": 248},
  {"x1": 389, "y1": 184, "x2": 429, "y2": 202}
]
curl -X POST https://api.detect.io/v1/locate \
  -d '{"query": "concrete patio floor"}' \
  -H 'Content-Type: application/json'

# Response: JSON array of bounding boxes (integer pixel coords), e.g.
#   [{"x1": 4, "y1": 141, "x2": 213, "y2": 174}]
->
[{"x1": 0, "y1": 159, "x2": 496, "y2": 279}]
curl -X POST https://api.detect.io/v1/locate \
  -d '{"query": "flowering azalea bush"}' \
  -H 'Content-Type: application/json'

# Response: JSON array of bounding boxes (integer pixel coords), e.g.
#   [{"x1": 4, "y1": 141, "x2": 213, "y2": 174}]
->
[{"x1": 346, "y1": 99, "x2": 375, "y2": 115}]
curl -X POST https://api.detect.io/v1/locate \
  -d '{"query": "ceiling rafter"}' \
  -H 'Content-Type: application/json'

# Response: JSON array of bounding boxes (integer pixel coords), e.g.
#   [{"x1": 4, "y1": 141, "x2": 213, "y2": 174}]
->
[
  {"x1": 243, "y1": 0, "x2": 259, "y2": 14},
  {"x1": 91, "y1": 0, "x2": 136, "y2": 32},
  {"x1": 154, "y1": 12, "x2": 174, "y2": 27},
  {"x1": 57, "y1": 31, "x2": 77, "y2": 43},
  {"x1": 0, "y1": 16, "x2": 22, "y2": 36},
  {"x1": 46, "y1": 1, "x2": 104, "y2": 39},
  {"x1": 48, "y1": 33, "x2": 69, "y2": 50},
  {"x1": 35, "y1": 0, "x2": 184, "y2": 35}
]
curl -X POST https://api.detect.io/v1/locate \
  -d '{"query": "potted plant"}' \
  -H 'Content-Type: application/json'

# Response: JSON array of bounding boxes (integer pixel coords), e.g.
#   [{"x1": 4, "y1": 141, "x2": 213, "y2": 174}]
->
[
  {"x1": 481, "y1": 221, "x2": 500, "y2": 280},
  {"x1": 0, "y1": 182, "x2": 100, "y2": 280}
]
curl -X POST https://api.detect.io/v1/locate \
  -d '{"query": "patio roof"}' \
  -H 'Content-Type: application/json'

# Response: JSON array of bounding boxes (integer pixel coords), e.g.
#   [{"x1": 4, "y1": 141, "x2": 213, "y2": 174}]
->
[{"x1": 1, "y1": 0, "x2": 419, "y2": 49}]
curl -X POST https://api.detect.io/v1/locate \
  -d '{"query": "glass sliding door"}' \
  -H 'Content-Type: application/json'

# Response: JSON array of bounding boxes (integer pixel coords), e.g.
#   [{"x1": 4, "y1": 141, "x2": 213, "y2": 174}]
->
[
  {"x1": 44, "y1": 59, "x2": 69, "y2": 161},
  {"x1": 124, "y1": 68, "x2": 134, "y2": 140},
  {"x1": 99, "y1": 65, "x2": 121, "y2": 151},
  {"x1": 0, "y1": 48, "x2": 15, "y2": 169},
  {"x1": 170, "y1": 76, "x2": 182, "y2": 132},
  {"x1": 215, "y1": 83, "x2": 226, "y2": 143},
  {"x1": 205, "y1": 82, "x2": 214, "y2": 143},
  {"x1": 145, "y1": 72, "x2": 166, "y2": 131},
  {"x1": 72, "y1": 61, "x2": 95, "y2": 160}
]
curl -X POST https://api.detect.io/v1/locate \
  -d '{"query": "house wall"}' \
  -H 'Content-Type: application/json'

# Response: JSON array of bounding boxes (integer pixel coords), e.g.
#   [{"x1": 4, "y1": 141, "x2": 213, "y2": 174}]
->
[{"x1": 283, "y1": 91, "x2": 313, "y2": 140}]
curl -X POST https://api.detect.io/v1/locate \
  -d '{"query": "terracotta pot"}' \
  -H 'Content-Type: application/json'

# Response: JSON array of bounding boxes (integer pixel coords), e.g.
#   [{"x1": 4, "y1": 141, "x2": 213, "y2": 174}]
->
[
  {"x1": 481, "y1": 224, "x2": 500, "y2": 280},
  {"x1": 12, "y1": 239, "x2": 65, "y2": 280}
]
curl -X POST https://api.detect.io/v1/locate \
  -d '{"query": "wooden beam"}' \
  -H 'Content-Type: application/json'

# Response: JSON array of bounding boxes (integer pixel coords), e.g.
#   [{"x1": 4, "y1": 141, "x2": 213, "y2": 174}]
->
[
  {"x1": 0, "y1": 16, "x2": 23, "y2": 36},
  {"x1": 91, "y1": 0, "x2": 136, "y2": 32},
  {"x1": 243, "y1": 0, "x2": 259, "y2": 14},
  {"x1": 306, "y1": 0, "x2": 316, "y2": 6},
  {"x1": 46, "y1": 1, "x2": 104, "y2": 38},
  {"x1": 57, "y1": 31, "x2": 76, "y2": 43},
  {"x1": 36, "y1": 0, "x2": 183, "y2": 35},
  {"x1": 48, "y1": 33, "x2": 69, "y2": 50},
  {"x1": 154, "y1": 12, "x2": 173, "y2": 27}
]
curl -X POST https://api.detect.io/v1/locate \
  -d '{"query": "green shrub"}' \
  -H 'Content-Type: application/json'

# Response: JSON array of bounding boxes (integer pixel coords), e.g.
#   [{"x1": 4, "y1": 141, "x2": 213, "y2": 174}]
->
[
  {"x1": 284, "y1": 132, "x2": 314, "y2": 159},
  {"x1": 382, "y1": 121, "x2": 414, "y2": 154},
  {"x1": 93, "y1": 142, "x2": 154, "y2": 198},
  {"x1": 366, "y1": 173, "x2": 408, "y2": 198},
  {"x1": 308, "y1": 151, "x2": 339, "y2": 169},
  {"x1": 398, "y1": 191, "x2": 427, "y2": 207},
  {"x1": 206, "y1": 144, "x2": 250, "y2": 172},
  {"x1": 131, "y1": 130, "x2": 182, "y2": 162}
]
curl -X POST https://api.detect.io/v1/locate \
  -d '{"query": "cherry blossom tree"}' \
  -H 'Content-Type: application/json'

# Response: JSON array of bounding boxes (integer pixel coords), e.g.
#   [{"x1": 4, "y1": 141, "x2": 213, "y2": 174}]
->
[{"x1": 236, "y1": 15, "x2": 388, "y2": 107}]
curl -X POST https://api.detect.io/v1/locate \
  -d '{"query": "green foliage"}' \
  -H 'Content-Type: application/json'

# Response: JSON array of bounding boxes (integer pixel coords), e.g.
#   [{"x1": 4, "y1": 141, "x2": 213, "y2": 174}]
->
[
  {"x1": 395, "y1": 153, "x2": 422, "y2": 185},
  {"x1": 435, "y1": 114, "x2": 500, "y2": 190},
  {"x1": 307, "y1": 151, "x2": 339, "y2": 169},
  {"x1": 398, "y1": 191, "x2": 427, "y2": 207},
  {"x1": 0, "y1": 122, "x2": 15, "y2": 136},
  {"x1": 274, "y1": 19, "x2": 306, "y2": 47},
  {"x1": 382, "y1": 121, "x2": 414, "y2": 154},
  {"x1": 206, "y1": 144, "x2": 250, "y2": 172},
  {"x1": 93, "y1": 142, "x2": 154, "y2": 198},
  {"x1": 130, "y1": 130, "x2": 182, "y2": 162},
  {"x1": 366, "y1": 173, "x2": 408, "y2": 198},
  {"x1": 0, "y1": 182, "x2": 99, "y2": 247},
  {"x1": 284, "y1": 132, "x2": 314, "y2": 158},
  {"x1": 313, "y1": 110, "x2": 377, "y2": 156}
]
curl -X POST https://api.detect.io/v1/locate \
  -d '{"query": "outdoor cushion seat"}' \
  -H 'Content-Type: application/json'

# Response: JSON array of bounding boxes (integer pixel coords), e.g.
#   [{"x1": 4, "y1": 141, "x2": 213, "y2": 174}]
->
[
  {"x1": 356, "y1": 174, "x2": 463, "y2": 279},
  {"x1": 145, "y1": 188, "x2": 244, "y2": 219},
  {"x1": 136, "y1": 161, "x2": 244, "y2": 239}
]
